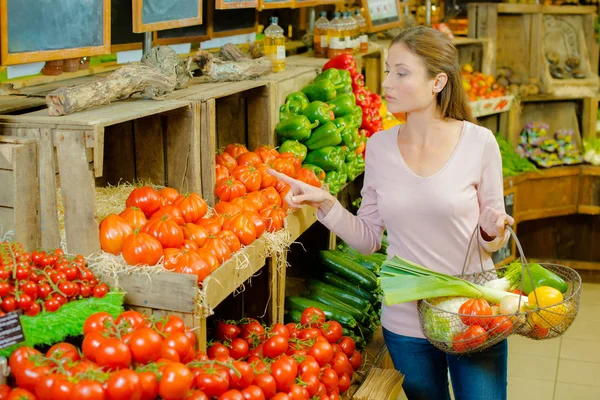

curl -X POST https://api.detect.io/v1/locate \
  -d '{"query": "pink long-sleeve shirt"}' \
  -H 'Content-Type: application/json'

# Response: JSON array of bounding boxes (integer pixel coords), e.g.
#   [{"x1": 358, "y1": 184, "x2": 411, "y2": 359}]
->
[{"x1": 318, "y1": 121, "x2": 510, "y2": 339}]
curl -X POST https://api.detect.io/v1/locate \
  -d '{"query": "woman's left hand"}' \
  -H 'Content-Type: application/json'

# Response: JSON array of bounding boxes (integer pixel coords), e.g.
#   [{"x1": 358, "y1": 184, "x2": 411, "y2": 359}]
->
[{"x1": 479, "y1": 207, "x2": 515, "y2": 240}]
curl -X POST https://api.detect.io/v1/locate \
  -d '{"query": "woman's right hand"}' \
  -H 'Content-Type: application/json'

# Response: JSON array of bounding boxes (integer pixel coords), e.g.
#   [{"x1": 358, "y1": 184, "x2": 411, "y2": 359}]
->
[{"x1": 267, "y1": 169, "x2": 337, "y2": 212}]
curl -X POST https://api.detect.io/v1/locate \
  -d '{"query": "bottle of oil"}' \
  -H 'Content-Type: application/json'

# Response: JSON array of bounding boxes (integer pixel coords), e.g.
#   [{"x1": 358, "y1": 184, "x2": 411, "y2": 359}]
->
[
  {"x1": 349, "y1": 11, "x2": 360, "y2": 54},
  {"x1": 341, "y1": 12, "x2": 353, "y2": 55},
  {"x1": 314, "y1": 11, "x2": 330, "y2": 59},
  {"x1": 327, "y1": 12, "x2": 345, "y2": 59},
  {"x1": 354, "y1": 9, "x2": 368, "y2": 54},
  {"x1": 264, "y1": 16, "x2": 285, "y2": 72}
]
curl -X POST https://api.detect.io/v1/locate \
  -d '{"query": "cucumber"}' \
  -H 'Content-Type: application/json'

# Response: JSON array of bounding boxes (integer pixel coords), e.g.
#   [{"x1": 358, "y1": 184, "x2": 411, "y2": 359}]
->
[
  {"x1": 286, "y1": 309, "x2": 303, "y2": 324},
  {"x1": 321, "y1": 250, "x2": 378, "y2": 291},
  {"x1": 322, "y1": 272, "x2": 377, "y2": 304},
  {"x1": 342, "y1": 327, "x2": 353, "y2": 336},
  {"x1": 285, "y1": 296, "x2": 357, "y2": 328},
  {"x1": 338, "y1": 252, "x2": 380, "y2": 274},
  {"x1": 307, "y1": 289, "x2": 369, "y2": 323},
  {"x1": 306, "y1": 279, "x2": 372, "y2": 311},
  {"x1": 338, "y1": 242, "x2": 387, "y2": 266}
]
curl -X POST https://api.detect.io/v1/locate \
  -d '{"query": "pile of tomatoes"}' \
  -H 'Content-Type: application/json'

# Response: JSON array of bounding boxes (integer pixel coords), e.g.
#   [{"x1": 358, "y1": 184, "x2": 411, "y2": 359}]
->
[
  {"x1": 0, "y1": 242, "x2": 108, "y2": 316},
  {"x1": 3, "y1": 308, "x2": 361, "y2": 400},
  {"x1": 452, "y1": 299, "x2": 514, "y2": 352},
  {"x1": 461, "y1": 65, "x2": 507, "y2": 102}
]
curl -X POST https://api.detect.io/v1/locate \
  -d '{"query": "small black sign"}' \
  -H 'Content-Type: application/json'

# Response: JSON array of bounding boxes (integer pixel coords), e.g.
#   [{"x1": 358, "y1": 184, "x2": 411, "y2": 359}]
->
[{"x1": 0, "y1": 312, "x2": 25, "y2": 350}]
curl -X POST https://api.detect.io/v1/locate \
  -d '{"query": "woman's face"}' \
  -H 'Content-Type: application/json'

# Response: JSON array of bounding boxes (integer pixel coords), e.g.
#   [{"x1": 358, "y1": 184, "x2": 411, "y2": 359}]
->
[{"x1": 382, "y1": 43, "x2": 439, "y2": 114}]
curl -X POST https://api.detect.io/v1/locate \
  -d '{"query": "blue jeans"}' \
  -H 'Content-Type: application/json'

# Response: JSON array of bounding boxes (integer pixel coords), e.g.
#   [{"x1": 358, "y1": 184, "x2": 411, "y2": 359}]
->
[{"x1": 383, "y1": 327, "x2": 508, "y2": 400}]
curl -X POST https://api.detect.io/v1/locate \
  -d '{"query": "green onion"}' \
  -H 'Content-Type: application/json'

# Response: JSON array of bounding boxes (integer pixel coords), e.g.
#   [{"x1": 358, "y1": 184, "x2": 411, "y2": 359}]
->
[{"x1": 380, "y1": 256, "x2": 528, "y2": 306}]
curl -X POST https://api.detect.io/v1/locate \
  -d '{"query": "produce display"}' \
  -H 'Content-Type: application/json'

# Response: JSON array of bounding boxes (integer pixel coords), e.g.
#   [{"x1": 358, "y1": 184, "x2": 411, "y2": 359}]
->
[
  {"x1": 494, "y1": 66, "x2": 542, "y2": 98},
  {"x1": 285, "y1": 245, "x2": 385, "y2": 347},
  {"x1": 516, "y1": 123, "x2": 583, "y2": 168},
  {"x1": 3, "y1": 309, "x2": 361, "y2": 400},
  {"x1": 495, "y1": 133, "x2": 538, "y2": 177},
  {"x1": 380, "y1": 256, "x2": 579, "y2": 354},
  {"x1": 461, "y1": 64, "x2": 507, "y2": 101},
  {"x1": 583, "y1": 137, "x2": 600, "y2": 165}
]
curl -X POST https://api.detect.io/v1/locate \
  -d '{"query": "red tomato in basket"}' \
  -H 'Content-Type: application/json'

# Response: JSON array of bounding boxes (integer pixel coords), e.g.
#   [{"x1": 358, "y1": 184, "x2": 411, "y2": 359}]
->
[{"x1": 452, "y1": 326, "x2": 488, "y2": 352}]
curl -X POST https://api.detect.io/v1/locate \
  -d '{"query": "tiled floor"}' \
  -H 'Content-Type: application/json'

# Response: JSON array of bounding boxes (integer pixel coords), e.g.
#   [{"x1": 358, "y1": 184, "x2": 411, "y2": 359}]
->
[{"x1": 507, "y1": 282, "x2": 600, "y2": 400}]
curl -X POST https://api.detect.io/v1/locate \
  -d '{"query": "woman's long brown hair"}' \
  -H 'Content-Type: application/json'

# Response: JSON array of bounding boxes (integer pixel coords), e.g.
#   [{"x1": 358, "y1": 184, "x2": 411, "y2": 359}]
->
[{"x1": 391, "y1": 26, "x2": 476, "y2": 123}]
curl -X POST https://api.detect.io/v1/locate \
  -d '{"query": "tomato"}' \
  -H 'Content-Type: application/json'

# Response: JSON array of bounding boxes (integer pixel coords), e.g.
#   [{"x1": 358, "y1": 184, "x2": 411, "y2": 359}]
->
[
  {"x1": 271, "y1": 356, "x2": 298, "y2": 392},
  {"x1": 43, "y1": 298, "x2": 59, "y2": 313},
  {"x1": 257, "y1": 204, "x2": 286, "y2": 233},
  {"x1": 452, "y1": 325, "x2": 488, "y2": 352},
  {"x1": 157, "y1": 315, "x2": 186, "y2": 334},
  {"x1": 309, "y1": 341, "x2": 333, "y2": 366},
  {"x1": 241, "y1": 320, "x2": 266, "y2": 345},
  {"x1": 240, "y1": 385, "x2": 265, "y2": 400},
  {"x1": 15, "y1": 362, "x2": 51, "y2": 393},
  {"x1": 159, "y1": 187, "x2": 180, "y2": 205},
  {"x1": 96, "y1": 337, "x2": 132, "y2": 371},
  {"x1": 271, "y1": 158, "x2": 297, "y2": 178},
  {"x1": 174, "y1": 193, "x2": 208, "y2": 223},
  {"x1": 225, "y1": 144, "x2": 249, "y2": 159},
  {"x1": 0, "y1": 281, "x2": 11, "y2": 297},
  {"x1": 319, "y1": 368, "x2": 339, "y2": 394},
  {"x1": 263, "y1": 335, "x2": 288, "y2": 359},
  {"x1": 236, "y1": 152, "x2": 262, "y2": 167},
  {"x1": 0, "y1": 384, "x2": 10, "y2": 400},
  {"x1": 159, "y1": 362, "x2": 194, "y2": 400},
  {"x1": 204, "y1": 236, "x2": 232, "y2": 264},
  {"x1": 301, "y1": 372, "x2": 321, "y2": 396},
  {"x1": 320, "y1": 321, "x2": 343, "y2": 344},
  {"x1": 298, "y1": 355, "x2": 320, "y2": 376},
  {"x1": 216, "y1": 178, "x2": 247, "y2": 202},
  {"x1": 1, "y1": 296, "x2": 16, "y2": 312},
  {"x1": 229, "y1": 338, "x2": 249, "y2": 360},
  {"x1": 487, "y1": 316, "x2": 513, "y2": 337},
  {"x1": 269, "y1": 323, "x2": 289, "y2": 338},
  {"x1": 122, "y1": 232, "x2": 163, "y2": 266},
  {"x1": 228, "y1": 361, "x2": 255, "y2": 391},
  {"x1": 46, "y1": 342, "x2": 80, "y2": 363},
  {"x1": 271, "y1": 394, "x2": 290, "y2": 400},
  {"x1": 296, "y1": 168, "x2": 321, "y2": 188},
  {"x1": 51, "y1": 378, "x2": 75, "y2": 399},
  {"x1": 233, "y1": 165, "x2": 262, "y2": 192},
  {"x1": 198, "y1": 214, "x2": 224, "y2": 237},
  {"x1": 7, "y1": 388, "x2": 36, "y2": 400},
  {"x1": 218, "y1": 389, "x2": 244, "y2": 400},
  {"x1": 21, "y1": 281, "x2": 38, "y2": 298},
  {"x1": 129, "y1": 327, "x2": 163, "y2": 364},
  {"x1": 151, "y1": 205, "x2": 186, "y2": 226},
  {"x1": 185, "y1": 390, "x2": 209, "y2": 400},
  {"x1": 285, "y1": 323, "x2": 298, "y2": 339},
  {"x1": 214, "y1": 201, "x2": 243, "y2": 217},
  {"x1": 195, "y1": 368, "x2": 230, "y2": 398},
  {"x1": 216, "y1": 230, "x2": 242, "y2": 254},
  {"x1": 142, "y1": 215, "x2": 184, "y2": 248},
  {"x1": 208, "y1": 342, "x2": 230, "y2": 359},
  {"x1": 93, "y1": 283, "x2": 109, "y2": 299},
  {"x1": 182, "y1": 223, "x2": 209, "y2": 247},
  {"x1": 255, "y1": 164, "x2": 278, "y2": 189},
  {"x1": 216, "y1": 320, "x2": 241, "y2": 341},
  {"x1": 260, "y1": 187, "x2": 282, "y2": 207},
  {"x1": 338, "y1": 337, "x2": 355, "y2": 358},
  {"x1": 348, "y1": 350, "x2": 362, "y2": 371},
  {"x1": 126, "y1": 186, "x2": 163, "y2": 217},
  {"x1": 16, "y1": 293, "x2": 33, "y2": 310},
  {"x1": 71, "y1": 380, "x2": 106, "y2": 400},
  {"x1": 255, "y1": 145, "x2": 279, "y2": 164},
  {"x1": 119, "y1": 207, "x2": 148, "y2": 230},
  {"x1": 242, "y1": 211, "x2": 266, "y2": 239},
  {"x1": 221, "y1": 213, "x2": 256, "y2": 246},
  {"x1": 287, "y1": 384, "x2": 310, "y2": 400},
  {"x1": 231, "y1": 197, "x2": 258, "y2": 213},
  {"x1": 330, "y1": 351, "x2": 352, "y2": 377},
  {"x1": 84, "y1": 312, "x2": 113, "y2": 335},
  {"x1": 216, "y1": 164, "x2": 230, "y2": 183},
  {"x1": 252, "y1": 373, "x2": 276, "y2": 399},
  {"x1": 532, "y1": 324, "x2": 549, "y2": 338},
  {"x1": 106, "y1": 369, "x2": 142, "y2": 400},
  {"x1": 116, "y1": 310, "x2": 145, "y2": 331},
  {"x1": 458, "y1": 299, "x2": 493, "y2": 328},
  {"x1": 162, "y1": 332, "x2": 193, "y2": 361},
  {"x1": 300, "y1": 307, "x2": 325, "y2": 328},
  {"x1": 297, "y1": 328, "x2": 321, "y2": 341},
  {"x1": 247, "y1": 356, "x2": 267, "y2": 374},
  {"x1": 24, "y1": 302, "x2": 41, "y2": 317},
  {"x1": 99, "y1": 214, "x2": 133, "y2": 255},
  {"x1": 164, "y1": 248, "x2": 212, "y2": 282}
]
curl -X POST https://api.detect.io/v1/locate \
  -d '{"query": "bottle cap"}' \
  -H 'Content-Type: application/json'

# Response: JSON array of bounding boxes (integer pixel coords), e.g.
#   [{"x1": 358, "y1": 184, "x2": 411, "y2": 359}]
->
[
  {"x1": 319, "y1": 11, "x2": 327, "y2": 18},
  {"x1": 271, "y1": 16, "x2": 279, "y2": 24}
]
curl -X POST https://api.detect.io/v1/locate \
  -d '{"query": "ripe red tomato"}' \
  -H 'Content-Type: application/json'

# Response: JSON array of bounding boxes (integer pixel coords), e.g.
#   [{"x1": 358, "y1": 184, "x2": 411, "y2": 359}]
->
[
  {"x1": 0, "y1": 384, "x2": 11, "y2": 400},
  {"x1": 142, "y1": 215, "x2": 184, "y2": 248},
  {"x1": 99, "y1": 214, "x2": 133, "y2": 255},
  {"x1": 195, "y1": 367, "x2": 230, "y2": 398},
  {"x1": 96, "y1": 337, "x2": 132, "y2": 371},
  {"x1": 271, "y1": 356, "x2": 298, "y2": 392},
  {"x1": 116, "y1": 310, "x2": 146, "y2": 332},
  {"x1": 452, "y1": 325, "x2": 488, "y2": 352},
  {"x1": 262, "y1": 335, "x2": 288, "y2": 359},
  {"x1": 72, "y1": 380, "x2": 105, "y2": 400},
  {"x1": 185, "y1": 390, "x2": 209, "y2": 400},
  {"x1": 320, "y1": 321, "x2": 343, "y2": 343},
  {"x1": 162, "y1": 332, "x2": 193, "y2": 362},
  {"x1": 228, "y1": 361, "x2": 255, "y2": 391},
  {"x1": 173, "y1": 193, "x2": 208, "y2": 223},
  {"x1": 229, "y1": 338, "x2": 250, "y2": 360},
  {"x1": 225, "y1": 144, "x2": 249, "y2": 159},
  {"x1": 458, "y1": 299, "x2": 493, "y2": 328},
  {"x1": 159, "y1": 362, "x2": 194, "y2": 400},
  {"x1": 319, "y1": 368, "x2": 339, "y2": 394},
  {"x1": 208, "y1": 342, "x2": 230, "y2": 360},
  {"x1": 157, "y1": 315, "x2": 186, "y2": 334},
  {"x1": 338, "y1": 337, "x2": 355, "y2": 358},
  {"x1": 7, "y1": 388, "x2": 36, "y2": 400},
  {"x1": 1, "y1": 296, "x2": 16, "y2": 313},
  {"x1": 24, "y1": 302, "x2": 41, "y2": 317},
  {"x1": 271, "y1": 394, "x2": 290, "y2": 400},
  {"x1": 298, "y1": 356, "x2": 320, "y2": 376},
  {"x1": 348, "y1": 350, "x2": 362, "y2": 371},
  {"x1": 240, "y1": 320, "x2": 266, "y2": 344},
  {"x1": 330, "y1": 351, "x2": 352, "y2": 377},
  {"x1": 218, "y1": 389, "x2": 244, "y2": 400},
  {"x1": 82, "y1": 331, "x2": 106, "y2": 363},
  {"x1": 120, "y1": 206, "x2": 148, "y2": 230},
  {"x1": 159, "y1": 188, "x2": 180, "y2": 205},
  {"x1": 241, "y1": 385, "x2": 266, "y2": 400},
  {"x1": 300, "y1": 307, "x2": 325, "y2": 328},
  {"x1": 46, "y1": 342, "x2": 80, "y2": 363},
  {"x1": 83, "y1": 312, "x2": 114, "y2": 335},
  {"x1": 252, "y1": 374, "x2": 276, "y2": 399},
  {"x1": 92, "y1": 283, "x2": 109, "y2": 298},
  {"x1": 126, "y1": 186, "x2": 163, "y2": 217},
  {"x1": 487, "y1": 316, "x2": 513, "y2": 337},
  {"x1": 300, "y1": 372, "x2": 321, "y2": 396},
  {"x1": 151, "y1": 205, "x2": 186, "y2": 226},
  {"x1": 129, "y1": 328, "x2": 163, "y2": 364},
  {"x1": 287, "y1": 384, "x2": 310, "y2": 400},
  {"x1": 122, "y1": 232, "x2": 163, "y2": 266},
  {"x1": 309, "y1": 341, "x2": 334, "y2": 366},
  {"x1": 105, "y1": 368, "x2": 142, "y2": 400}
]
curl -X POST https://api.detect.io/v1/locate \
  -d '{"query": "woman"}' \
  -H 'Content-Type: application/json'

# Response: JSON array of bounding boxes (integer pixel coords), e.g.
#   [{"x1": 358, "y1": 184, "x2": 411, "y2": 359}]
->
[{"x1": 270, "y1": 26, "x2": 514, "y2": 400}]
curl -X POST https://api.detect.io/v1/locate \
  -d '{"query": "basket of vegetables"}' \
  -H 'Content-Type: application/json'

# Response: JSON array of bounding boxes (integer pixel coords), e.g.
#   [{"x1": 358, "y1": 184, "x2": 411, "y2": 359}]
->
[{"x1": 380, "y1": 227, "x2": 581, "y2": 355}]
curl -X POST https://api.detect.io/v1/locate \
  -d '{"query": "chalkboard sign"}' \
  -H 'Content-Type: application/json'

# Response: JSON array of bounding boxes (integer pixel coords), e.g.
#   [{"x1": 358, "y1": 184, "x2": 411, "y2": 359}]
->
[
  {"x1": 133, "y1": 0, "x2": 203, "y2": 33},
  {"x1": 156, "y1": 0, "x2": 208, "y2": 45},
  {"x1": 361, "y1": 0, "x2": 403, "y2": 33},
  {"x1": 1, "y1": 0, "x2": 110, "y2": 66},
  {"x1": 492, "y1": 192, "x2": 516, "y2": 266},
  {"x1": 212, "y1": 7, "x2": 257, "y2": 37},
  {"x1": 260, "y1": 0, "x2": 294, "y2": 9},
  {"x1": 112, "y1": 0, "x2": 144, "y2": 51},
  {"x1": 0, "y1": 312, "x2": 25, "y2": 350},
  {"x1": 216, "y1": 0, "x2": 258, "y2": 9}
]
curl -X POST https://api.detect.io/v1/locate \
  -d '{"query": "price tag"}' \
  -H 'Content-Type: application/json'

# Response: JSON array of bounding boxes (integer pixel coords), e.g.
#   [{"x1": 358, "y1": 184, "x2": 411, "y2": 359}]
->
[{"x1": 0, "y1": 312, "x2": 25, "y2": 350}]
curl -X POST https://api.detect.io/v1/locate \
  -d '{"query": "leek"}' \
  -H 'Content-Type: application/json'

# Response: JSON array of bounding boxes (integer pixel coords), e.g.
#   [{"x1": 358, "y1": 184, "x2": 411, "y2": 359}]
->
[{"x1": 380, "y1": 256, "x2": 528, "y2": 306}]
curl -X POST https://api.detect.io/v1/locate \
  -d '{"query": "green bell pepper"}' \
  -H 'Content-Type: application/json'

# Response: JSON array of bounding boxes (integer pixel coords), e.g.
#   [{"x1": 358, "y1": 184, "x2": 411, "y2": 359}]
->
[
  {"x1": 304, "y1": 122, "x2": 343, "y2": 150},
  {"x1": 338, "y1": 113, "x2": 358, "y2": 129},
  {"x1": 304, "y1": 146, "x2": 344, "y2": 171},
  {"x1": 345, "y1": 151, "x2": 358, "y2": 164},
  {"x1": 332, "y1": 118, "x2": 357, "y2": 149},
  {"x1": 302, "y1": 101, "x2": 334, "y2": 126},
  {"x1": 329, "y1": 94, "x2": 356, "y2": 118},
  {"x1": 346, "y1": 154, "x2": 364, "y2": 182},
  {"x1": 315, "y1": 69, "x2": 343, "y2": 88},
  {"x1": 353, "y1": 105, "x2": 363, "y2": 123},
  {"x1": 276, "y1": 115, "x2": 320, "y2": 141},
  {"x1": 302, "y1": 80, "x2": 337, "y2": 102},
  {"x1": 302, "y1": 164, "x2": 326, "y2": 181},
  {"x1": 325, "y1": 171, "x2": 344, "y2": 195},
  {"x1": 339, "y1": 69, "x2": 352, "y2": 86},
  {"x1": 279, "y1": 140, "x2": 308, "y2": 161},
  {"x1": 339, "y1": 162, "x2": 348, "y2": 184},
  {"x1": 336, "y1": 84, "x2": 353, "y2": 96},
  {"x1": 279, "y1": 103, "x2": 295, "y2": 121},
  {"x1": 285, "y1": 91, "x2": 310, "y2": 114}
]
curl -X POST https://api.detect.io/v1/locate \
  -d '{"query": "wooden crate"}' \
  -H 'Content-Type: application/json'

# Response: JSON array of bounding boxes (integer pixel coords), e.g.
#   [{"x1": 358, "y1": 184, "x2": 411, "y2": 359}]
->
[
  {"x1": 0, "y1": 99, "x2": 200, "y2": 255},
  {"x1": 0, "y1": 136, "x2": 40, "y2": 250},
  {"x1": 453, "y1": 37, "x2": 489, "y2": 74},
  {"x1": 578, "y1": 165, "x2": 600, "y2": 215},
  {"x1": 468, "y1": 4, "x2": 599, "y2": 96}
]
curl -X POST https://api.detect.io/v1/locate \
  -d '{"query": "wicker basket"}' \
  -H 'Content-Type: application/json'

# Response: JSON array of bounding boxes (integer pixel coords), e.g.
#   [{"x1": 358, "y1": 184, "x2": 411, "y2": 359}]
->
[{"x1": 417, "y1": 226, "x2": 581, "y2": 355}]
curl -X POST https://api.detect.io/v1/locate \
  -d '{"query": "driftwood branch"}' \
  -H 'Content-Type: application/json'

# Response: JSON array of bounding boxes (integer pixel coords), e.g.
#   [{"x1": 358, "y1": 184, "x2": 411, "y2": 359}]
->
[
  {"x1": 45, "y1": 46, "x2": 191, "y2": 116},
  {"x1": 187, "y1": 50, "x2": 272, "y2": 82}
]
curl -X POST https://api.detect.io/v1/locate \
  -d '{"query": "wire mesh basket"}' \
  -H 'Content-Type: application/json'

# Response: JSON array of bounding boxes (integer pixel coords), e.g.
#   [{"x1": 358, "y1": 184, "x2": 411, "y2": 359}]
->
[{"x1": 417, "y1": 226, "x2": 582, "y2": 355}]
